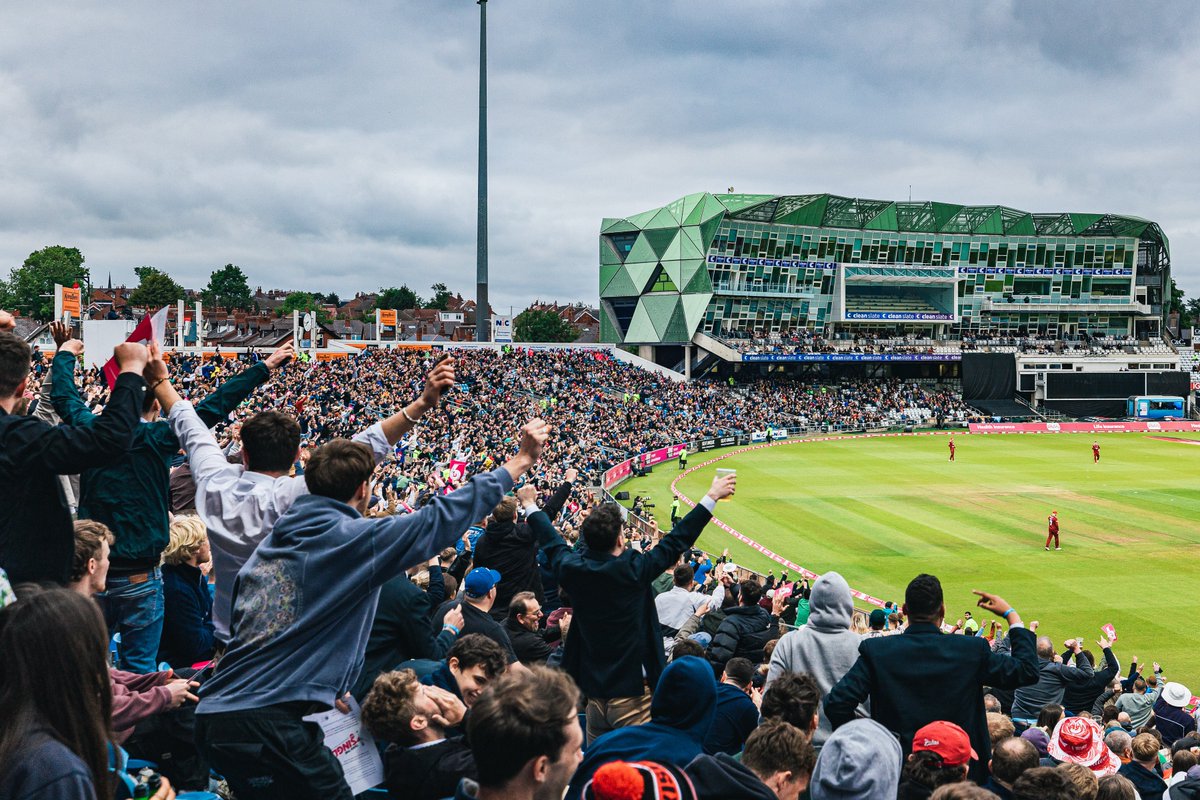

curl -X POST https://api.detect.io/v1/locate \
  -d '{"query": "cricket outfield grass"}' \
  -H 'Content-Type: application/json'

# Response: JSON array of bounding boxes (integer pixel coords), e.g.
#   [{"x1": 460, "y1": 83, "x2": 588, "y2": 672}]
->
[{"x1": 617, "y1": 431, "x2": 1200, "y2": 687}]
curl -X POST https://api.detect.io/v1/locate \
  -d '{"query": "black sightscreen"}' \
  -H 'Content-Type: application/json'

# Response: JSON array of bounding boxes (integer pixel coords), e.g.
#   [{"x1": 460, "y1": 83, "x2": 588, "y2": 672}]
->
[{"x1": 962, "y1": 353, "x2": 1017, "y2": 401}]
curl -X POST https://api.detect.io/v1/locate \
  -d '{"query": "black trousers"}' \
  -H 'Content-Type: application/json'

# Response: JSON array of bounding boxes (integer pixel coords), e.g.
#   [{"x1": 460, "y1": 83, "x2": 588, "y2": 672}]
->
[{"x1": 195, "y1": 704, "x2": 352, "y2": 800}]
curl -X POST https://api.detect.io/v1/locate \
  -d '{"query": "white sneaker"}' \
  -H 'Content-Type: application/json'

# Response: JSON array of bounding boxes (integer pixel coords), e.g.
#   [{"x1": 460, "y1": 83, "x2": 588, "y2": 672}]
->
[
  {"x1": 1055, "y1": 547, "x2": 1061, "y2": 551},
  {"x1": 1045, "y1": 547, "x2": 1050, "y2": 551}
]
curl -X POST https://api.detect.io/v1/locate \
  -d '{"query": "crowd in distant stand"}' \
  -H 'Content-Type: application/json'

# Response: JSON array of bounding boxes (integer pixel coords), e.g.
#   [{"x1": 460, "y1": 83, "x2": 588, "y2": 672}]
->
[{"x1": 5, "y1": 309, "x2": 1197, "y2": 800}]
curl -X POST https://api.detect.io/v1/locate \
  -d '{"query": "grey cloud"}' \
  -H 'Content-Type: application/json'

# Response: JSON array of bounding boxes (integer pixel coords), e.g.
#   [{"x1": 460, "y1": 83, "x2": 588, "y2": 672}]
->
[{"x1": 0, "y1": 0, "x2": 1197, "y2": 312}]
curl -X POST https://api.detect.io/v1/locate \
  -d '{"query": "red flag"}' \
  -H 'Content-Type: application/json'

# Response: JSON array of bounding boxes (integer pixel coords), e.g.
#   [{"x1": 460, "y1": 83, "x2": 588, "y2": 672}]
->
[{"x1": 103, "y1": 306, "x2": 169, "y2": 389}]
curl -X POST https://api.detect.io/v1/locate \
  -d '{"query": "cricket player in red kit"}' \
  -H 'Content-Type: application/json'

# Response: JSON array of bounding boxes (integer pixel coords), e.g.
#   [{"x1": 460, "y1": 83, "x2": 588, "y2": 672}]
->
[
  {"x1": 1045, "y1": 511, "x2": 1060, "y2": 550},
  {"x1": 1093, "y1": 441, "x2": 1100, "y2": 463},
  {"x1": 948, "y1": 435, "x2": 956, "y2": 462}
]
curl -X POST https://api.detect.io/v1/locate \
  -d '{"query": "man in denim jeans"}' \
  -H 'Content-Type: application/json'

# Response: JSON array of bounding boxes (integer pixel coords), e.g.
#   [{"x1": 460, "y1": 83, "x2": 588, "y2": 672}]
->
[{"x1": 50, "y1": 326, "x2": 289, "y2": 672}]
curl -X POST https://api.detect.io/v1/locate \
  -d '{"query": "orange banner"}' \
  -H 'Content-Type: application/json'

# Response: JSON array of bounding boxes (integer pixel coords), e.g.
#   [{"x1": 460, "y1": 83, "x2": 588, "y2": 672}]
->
[
  {"x1": 61, "y1": 286, "x2": 82, "y2": 315},
  {"x1": 379, "y1": 309, "x2": 397, "y2": 326},
  {"x1": 316, "y1": 352, "x2": 351, "y2": 361}
]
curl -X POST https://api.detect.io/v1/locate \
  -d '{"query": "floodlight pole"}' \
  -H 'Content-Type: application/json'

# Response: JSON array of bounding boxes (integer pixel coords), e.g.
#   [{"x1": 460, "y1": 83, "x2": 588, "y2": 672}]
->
[{"x1": 475, "y1": 0, "x2": 490, "y2": 342}]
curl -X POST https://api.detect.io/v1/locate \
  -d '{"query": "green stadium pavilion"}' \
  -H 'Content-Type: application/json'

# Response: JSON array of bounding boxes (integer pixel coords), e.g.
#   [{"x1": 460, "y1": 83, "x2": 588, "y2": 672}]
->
[{"x1": 598, "y1": 192, "x2": 1171, "y2": 364}]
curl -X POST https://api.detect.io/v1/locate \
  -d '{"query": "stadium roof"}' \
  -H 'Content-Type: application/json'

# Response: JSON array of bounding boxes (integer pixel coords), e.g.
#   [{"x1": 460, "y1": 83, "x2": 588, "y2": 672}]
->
[{"x1": 602, "y1": 193, "x2": 1169, "y2": 255}]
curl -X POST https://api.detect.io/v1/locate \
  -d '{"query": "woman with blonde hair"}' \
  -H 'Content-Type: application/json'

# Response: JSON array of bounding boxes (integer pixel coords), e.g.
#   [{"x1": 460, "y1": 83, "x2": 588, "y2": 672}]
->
[{"x1": 157, "y1": 516, "x2": 215, "y2": 668}]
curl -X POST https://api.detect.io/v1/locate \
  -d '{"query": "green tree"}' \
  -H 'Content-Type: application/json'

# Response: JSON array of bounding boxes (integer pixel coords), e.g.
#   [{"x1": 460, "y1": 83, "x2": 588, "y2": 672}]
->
[
  {"x1": 6, "y1": 245, "x2": 89, "y2": 320},
  {"x1": 424, "y1": 282, "x2": 452, "y2": 310},
  {"x1": 377, "y1": 285, "x2": 421, "y2": 310},
  {"x1": 201, "y1": 264, "x2": 253, "y2": 311},
  {"x1": 280, "y1": 291, "x2": 331, "y2": 324},
  {"x1": 324, "y1": 292, "x2": 340, "y2": 306},
  {"x1": 1185, "y1": 297, "x2": 1200, "y2": 329},
  {"x1": 513, "y1": 308, "x2": 577, "y2": 343},
  {"x1": 128, "y1": 266, "x2": 185, "y2": 309}
]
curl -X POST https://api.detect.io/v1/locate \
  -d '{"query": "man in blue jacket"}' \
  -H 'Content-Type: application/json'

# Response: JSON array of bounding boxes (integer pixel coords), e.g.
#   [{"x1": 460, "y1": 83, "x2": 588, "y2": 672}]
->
[
  {"x1": 192, "y1": 402, "x2": 550, "y2": 800},
  {"x1": 565, "y1": 655, "x2": 718, "y2": 800}
]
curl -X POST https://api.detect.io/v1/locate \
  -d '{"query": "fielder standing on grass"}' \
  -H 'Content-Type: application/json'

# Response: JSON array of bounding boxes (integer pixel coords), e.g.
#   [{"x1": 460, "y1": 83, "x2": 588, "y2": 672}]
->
[
  {"x1": 1093, "y1": 440, "x2": 1101, "y2": 463},
  {"x1": 948, "y1": 434, "x2": 956, "y2": 462},
  {"x1": 1045, "y1": 510, "x2": 1061, "y2": 551}
]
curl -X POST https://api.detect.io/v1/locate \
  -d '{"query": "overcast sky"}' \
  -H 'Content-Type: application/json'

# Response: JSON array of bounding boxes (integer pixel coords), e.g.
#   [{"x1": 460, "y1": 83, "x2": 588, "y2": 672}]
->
[{"x1": 1, "y1": 0, "x2": 1197, "y2": 311}]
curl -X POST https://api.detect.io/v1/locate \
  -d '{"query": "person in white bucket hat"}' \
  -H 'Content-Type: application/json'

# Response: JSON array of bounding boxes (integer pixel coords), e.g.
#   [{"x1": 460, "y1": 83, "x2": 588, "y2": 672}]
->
[{"x1": 1153, "y1": 681, "x2": 1197, "y2": 745}]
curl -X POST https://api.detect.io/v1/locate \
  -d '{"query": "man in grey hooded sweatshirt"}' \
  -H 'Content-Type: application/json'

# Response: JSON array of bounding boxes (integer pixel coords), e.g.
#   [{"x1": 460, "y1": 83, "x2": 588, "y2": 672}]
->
[{"x1": 764, "y1": 571, "x2": 865, "y2": 746}]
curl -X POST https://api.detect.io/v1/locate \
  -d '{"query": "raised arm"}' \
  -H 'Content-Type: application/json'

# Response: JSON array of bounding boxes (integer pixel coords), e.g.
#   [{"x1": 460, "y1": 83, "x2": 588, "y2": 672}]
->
[
  {"x1": 366, "y1": 420, "x2": 549, "y2": 586},
  {"x1": 643, "y1": 473, "x2": 737, "y2": 577},
  {"x1": 147, "y1": 344, "x2": 243, "y2": 487},
  {"x1": 47, "y1": 325, "x2": 96, "y2": 427},
  {"x1": 22, "y1": 344, "x2": 149, "y2": 474},
  {"x1": 192, "y1": 342, "x2": 290, "y2": 426},
  {"x1": 973, "y1": 591, "x2": 1040, "y2": 689},
  {"x1": 541, "y1": 468, "x2": 577, "y2": 522}
]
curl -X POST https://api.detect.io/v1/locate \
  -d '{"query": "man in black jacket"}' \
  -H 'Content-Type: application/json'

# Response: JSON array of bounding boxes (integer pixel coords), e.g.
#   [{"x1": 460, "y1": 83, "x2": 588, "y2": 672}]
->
[
  {"x1": 474, "y1": 469, "x2": 575, "y2": 620},
  {"x1": 1061, "y1": 636, "x2": 1120, "y2": 715},
  {"x1": 503, "y1": 590, "x2": 567, "y2": 666},
  {"x1": 0, "y1": 332, "x2": 148, "y2": 585},
  {"x1": 825, "y1": 573, "x2": 1039, "y2": 784},
  {"x1": 351, "y1": 561, "x2": 466, "y2": 700},
  {"x1": 707, "y1": 578, "x2": 780, "y2": 672},
  {"x1": 528, "y1": 472, "x2": 736, "y2": 743}
]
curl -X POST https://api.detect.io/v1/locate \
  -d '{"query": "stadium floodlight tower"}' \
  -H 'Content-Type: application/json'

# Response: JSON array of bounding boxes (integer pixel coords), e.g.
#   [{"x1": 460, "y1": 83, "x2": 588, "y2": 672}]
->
[{"x1": 474, "y1": 0, "x2": 490, "y2": 342}]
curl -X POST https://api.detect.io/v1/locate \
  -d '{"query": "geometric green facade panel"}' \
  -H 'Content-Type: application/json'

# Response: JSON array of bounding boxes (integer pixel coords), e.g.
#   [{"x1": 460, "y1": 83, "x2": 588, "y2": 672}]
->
[
  {"x1": 624, "y1": 262, "x2": 660, "y2": 295},
  {"x1": 1070, "y1": 213, "x2": 1104, "y2": 234},
  {"x1": 678, "y1": 227, "x2": 706, "y2": 258},
  {"x1": 698, "y1": 214, "x2": 725, "y2": 250},
  {"x1": 626, "y1": 233, "x2": 659, "y2": 264},
  {"x1": 600, "y1": 240, "x2": 623, "y2": 266},
  {"x1": 645, "y1": 207, "x2": 679, "y2": 230},
  {"x1": 662, "y1": 300, "x2": 690, "y2": 341},
  {"x1": 863, "y1": 202, "x2": 898, "y2": 231},
  {"x1": 715, "y1": 193, "x2": 775, "y2": 213},
  {"x1": 642, "y1": 227, "x2": 678, "y2": 258},
  {"x1": 683, "y1": 265, "x2": 712, "y2": 294},
  {"x1": 681, "y1": 293, "x2": 713, "y2": 331},
  {"x1": 681, "y1": 192, "x2": 707, "y2": 225},
  {"x1": 601, "y1": 218, "x2": 639, "y2": 234},
  {"x1": 624, "y1": 302, "x2": 659, "y2": 342},
  {"x1": 640, "y1": 294, "x2": 681, "y2": 339},
  {"x1": 600, "y1": 265, "x2": 639, "y2": 297}
]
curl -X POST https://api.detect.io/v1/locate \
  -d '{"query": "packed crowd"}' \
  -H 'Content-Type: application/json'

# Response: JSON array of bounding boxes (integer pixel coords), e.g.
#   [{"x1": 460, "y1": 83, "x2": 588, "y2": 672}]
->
[
  {"x1": 723, "y1": 329, "x2": 949, "y2": 356},
  {"x1": 4, "y1": 311, "x2": 1196, "y2": 800}
]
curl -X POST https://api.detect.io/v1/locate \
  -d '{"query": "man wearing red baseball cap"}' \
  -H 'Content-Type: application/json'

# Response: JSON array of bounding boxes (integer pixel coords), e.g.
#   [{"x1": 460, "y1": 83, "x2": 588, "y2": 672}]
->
[{"x1": 897, "y1": 720, "x2": 977, "y2": 798}]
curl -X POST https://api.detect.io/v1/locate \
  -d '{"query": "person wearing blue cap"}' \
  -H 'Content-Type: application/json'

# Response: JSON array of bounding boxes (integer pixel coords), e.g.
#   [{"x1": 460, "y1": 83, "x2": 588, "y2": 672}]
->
[{"x1": 433, "y1": 566, "x2": 521, "y2": 666}]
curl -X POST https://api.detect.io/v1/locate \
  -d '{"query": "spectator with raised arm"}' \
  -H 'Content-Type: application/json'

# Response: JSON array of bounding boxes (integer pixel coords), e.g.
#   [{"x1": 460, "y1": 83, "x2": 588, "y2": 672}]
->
[
  {"x1": 473, "y1": 468, "x2": 576, "y2": 620},
  {"x1": 0, "y1": 331, "x2": 147, "y2": 585},
  {"x1": 1010, "y1": 634, "x2": 1096, "y2": 727},
  {"x1": 526, "y1": 472, "x2": 736, "y2": 743},
  {"x1": 147, "y1": 344, "x2": 450, "y2": 645},
  {"x1": 49, "y1": 324, "x2": 282, "y2": 671},
  {"x1": 191, "y1": 401, "x2": 549, "y2": 800},
  {"x1": 825, "y1": 574, "x2": 1039, "y2": 783}
]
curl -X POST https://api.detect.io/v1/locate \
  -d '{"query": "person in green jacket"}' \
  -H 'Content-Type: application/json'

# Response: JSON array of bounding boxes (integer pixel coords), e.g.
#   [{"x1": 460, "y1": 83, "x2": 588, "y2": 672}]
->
[{"x1": 50, "y1": 326, "x2": 292, "y2": 672}]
